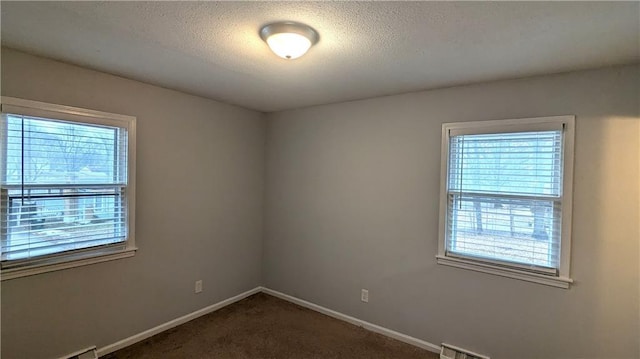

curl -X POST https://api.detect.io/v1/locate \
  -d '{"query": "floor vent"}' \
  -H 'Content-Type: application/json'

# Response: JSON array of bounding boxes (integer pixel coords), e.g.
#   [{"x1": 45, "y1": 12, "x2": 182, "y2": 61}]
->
[
  {"x1": 441, "y1": 343, "x2": 490, "y2": 359},
  {"x1": 61, "y1": 346, "x2": 97, "y2": 359}
]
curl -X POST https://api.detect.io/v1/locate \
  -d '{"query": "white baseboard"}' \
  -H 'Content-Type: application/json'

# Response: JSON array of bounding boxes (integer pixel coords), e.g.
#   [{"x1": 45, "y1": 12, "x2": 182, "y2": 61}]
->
[
  {"x1": 57, "y1": 346, "x2": 97, "y2": 359},
  {"x1": 261, "y1": 287, "x2": 441, "y2": 354},
  {"x1": 97, "y1": 286, "x2": 440, "y2": 357},
  {"x1": 96, "y1": 286, "x2": 262, "y2": 357}
]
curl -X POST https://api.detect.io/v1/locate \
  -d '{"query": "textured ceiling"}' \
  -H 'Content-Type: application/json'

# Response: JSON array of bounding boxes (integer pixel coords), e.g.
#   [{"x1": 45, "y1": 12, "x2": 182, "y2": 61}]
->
[{"x1": 1, "y1": 1, "x2": 639, "y2": 112}]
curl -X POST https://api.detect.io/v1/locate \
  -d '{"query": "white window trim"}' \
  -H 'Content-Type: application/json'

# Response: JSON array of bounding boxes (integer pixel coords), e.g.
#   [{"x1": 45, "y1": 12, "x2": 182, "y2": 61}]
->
[
  {"x1": 437, "y1": 115, "x2": 575, "y2": 289},
  {"x1": 0, "y1": 96, "x2": 136, "y2": 280}
]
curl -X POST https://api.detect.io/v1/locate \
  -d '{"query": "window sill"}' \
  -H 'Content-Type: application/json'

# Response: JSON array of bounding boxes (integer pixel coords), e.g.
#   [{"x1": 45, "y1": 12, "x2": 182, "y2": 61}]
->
[
  {"x1": 1, "y1": 247, "x2": 137, "y2": 281},
  {"x1": 436, "y1": 255, "x2": 572, "y2": 289}
]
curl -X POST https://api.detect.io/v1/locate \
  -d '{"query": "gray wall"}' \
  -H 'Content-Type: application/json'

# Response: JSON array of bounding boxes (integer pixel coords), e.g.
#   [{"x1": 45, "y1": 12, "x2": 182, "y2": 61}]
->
[
  {"x1": 2, "y1": 47, "x2": 639, "y2": 359},
  {"x1": 264, "y1": 65, "x2": 640, "y2": 359},
  {"x1": 0, "y1": 48, "x2": 266, "y2": 359}
]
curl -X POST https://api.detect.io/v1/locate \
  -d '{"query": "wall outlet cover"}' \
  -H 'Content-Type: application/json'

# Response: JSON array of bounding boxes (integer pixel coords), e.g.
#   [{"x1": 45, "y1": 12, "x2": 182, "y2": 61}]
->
[{"x1": 361, "y1": 289, "x2": 369, "y2": 303}]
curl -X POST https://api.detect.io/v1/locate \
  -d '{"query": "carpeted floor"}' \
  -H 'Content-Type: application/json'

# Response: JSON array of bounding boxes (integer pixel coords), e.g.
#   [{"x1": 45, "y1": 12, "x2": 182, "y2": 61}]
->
[{"x1": 104, "y1": 292, "x2": 438, "y2": 358}]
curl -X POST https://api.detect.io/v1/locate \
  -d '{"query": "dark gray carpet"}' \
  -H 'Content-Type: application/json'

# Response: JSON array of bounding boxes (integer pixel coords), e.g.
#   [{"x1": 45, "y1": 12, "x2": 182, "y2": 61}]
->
[{"x1": 104, "y1": 292, "x2": 438, "y2": 358}]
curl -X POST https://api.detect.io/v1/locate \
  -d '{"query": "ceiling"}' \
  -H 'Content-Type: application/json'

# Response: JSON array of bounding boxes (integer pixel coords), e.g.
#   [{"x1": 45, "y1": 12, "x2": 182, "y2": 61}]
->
[{"x1": 1, "y1": 1, "x2": 638, "y2": 112}]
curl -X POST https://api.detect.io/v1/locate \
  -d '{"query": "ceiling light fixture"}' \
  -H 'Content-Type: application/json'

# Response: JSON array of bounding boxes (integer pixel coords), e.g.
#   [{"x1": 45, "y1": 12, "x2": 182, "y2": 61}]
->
[{"x1": 260, "y1": 22, "x2": 319, "y2": 60}]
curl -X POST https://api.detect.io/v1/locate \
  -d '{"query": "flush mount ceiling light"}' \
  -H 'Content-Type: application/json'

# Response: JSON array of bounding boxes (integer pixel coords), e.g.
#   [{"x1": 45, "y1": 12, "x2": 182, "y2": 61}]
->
[{"x1": 260, "y1": 22, "x2": 319, "y2": 60}]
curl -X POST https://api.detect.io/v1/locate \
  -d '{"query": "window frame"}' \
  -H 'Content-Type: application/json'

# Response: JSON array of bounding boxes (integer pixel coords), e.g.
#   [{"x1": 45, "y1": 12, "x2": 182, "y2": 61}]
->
[
  {"x1": 0, "y1": 96, "x2": 136, "y2": 280},
  {"x1": 436, "y1": 115, "x2": 575, "y2": 289}
]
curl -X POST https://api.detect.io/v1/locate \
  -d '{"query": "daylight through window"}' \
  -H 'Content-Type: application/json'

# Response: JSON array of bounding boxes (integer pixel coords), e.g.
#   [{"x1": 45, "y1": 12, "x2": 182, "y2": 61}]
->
[
  {"x1": 1, "y1": 97, "x2": 136, "y2": 278},
  {"x1": 437, "y1": 116, "x2": 574, "y2": 288}
]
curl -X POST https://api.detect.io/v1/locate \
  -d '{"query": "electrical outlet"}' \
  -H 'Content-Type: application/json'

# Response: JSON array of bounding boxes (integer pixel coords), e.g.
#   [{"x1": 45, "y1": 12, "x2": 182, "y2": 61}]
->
[
  {"x1": 195, "y1": 280, "x2": 203, "y2": 293},
  {"x1": 361, "y1": 289, "x2": 369, "y2": 303}
]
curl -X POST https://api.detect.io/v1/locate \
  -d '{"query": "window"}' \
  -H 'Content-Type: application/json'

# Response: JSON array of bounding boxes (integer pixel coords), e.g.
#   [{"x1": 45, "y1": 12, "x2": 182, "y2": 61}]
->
[
  {"x1": 1, "y1": 97, "x2": 136, "y2": 280},
  {"x1": 437, "y1": 116, "x2": 574, "y2": 288}
]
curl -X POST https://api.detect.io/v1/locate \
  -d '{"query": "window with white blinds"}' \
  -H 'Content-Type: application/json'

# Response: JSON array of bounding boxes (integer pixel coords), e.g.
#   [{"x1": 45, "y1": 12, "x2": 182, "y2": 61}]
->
[
  {"x1": 437, "y1": 116, "x2": 575, "y2": 288},
  {"x1": 1, "y1": 97, "x2": 136, "y2": 279}
]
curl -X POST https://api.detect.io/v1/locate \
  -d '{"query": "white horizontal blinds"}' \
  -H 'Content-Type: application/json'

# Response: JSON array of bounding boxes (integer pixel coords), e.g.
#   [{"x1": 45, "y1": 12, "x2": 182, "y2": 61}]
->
[
  {"x1": 448, "y1": 131, "x2": 563, "y2": 197},
  {"x1": 3, "y1": 116, "x2": 127, "y2": 185},
  {"x1": 0, "y1": 114, "x2": 128, "y2": 263},
  {"x1": 446, "y1": 129, "x2": 564, "y2": 273}
]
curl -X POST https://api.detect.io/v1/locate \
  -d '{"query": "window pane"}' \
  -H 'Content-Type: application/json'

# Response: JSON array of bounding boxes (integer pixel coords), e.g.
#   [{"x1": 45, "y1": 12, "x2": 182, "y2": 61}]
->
[
  {"x1": 448, "y1": 131, "x2": 562, "y2": 197},
  {"x1": 447, "y1": 194, "x2": 560, "y2": 269},
  {"x1": 4, "y1": 115, "x2": 127, "y2": 185},
  {"x1": 1, "y1": 113, "x2": 129, "y2": 263},
  {"x1": 1, "y1": 188, "x2": 126, "y2": 261}
]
